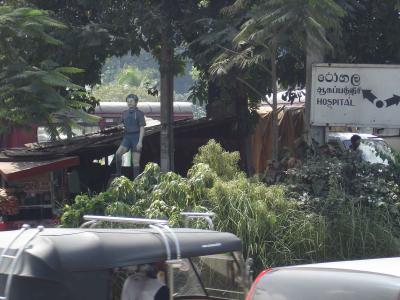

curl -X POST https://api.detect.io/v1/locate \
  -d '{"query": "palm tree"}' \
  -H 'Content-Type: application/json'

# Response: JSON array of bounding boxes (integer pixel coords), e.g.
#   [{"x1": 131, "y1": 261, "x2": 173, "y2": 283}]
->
[{"x1": 211, "y1": 0, "x2": 347, "y2": 160}]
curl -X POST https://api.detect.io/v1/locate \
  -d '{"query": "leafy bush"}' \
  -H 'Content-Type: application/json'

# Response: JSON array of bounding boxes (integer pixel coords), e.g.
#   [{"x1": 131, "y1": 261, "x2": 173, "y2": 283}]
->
[
  {"x1": 193, "y1": 139, "x2": 243, "y2": 180},
  {"x1": 61, "y1": 141, "x2": 326, "y2": 272},
  {"x1": 61, "y1": 140, "x2": 400, "y2": 273},
  {"x1": 285, "y1": 156, "x2": 400, "y2": 260},
  {"x1": 61, "y1": 193, "x2": 109, "y2": 227}
]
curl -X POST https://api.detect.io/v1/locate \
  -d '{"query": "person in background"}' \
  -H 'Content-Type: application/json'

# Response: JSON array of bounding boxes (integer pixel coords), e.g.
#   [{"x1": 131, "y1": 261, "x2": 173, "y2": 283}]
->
[
  {"x1": 349, "y1": 134, "x2": 361, "y2": 151},
  {"x1": 115, "y1": 94, "x2": 146, "y2": 178},
  {"x1": 121, "y1": 263, "x2": 169, "y2": 300},
  {"x1": 349, "y1": 134, "x2": 362, "y2": 162}
]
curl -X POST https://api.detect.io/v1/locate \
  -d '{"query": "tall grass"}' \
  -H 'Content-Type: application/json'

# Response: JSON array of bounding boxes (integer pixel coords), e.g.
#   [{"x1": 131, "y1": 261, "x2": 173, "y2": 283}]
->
[
  {"x1": 208, "y1": 179, "x2": 326, "y2": 270},
  {"x1": 324, "y1": 202, "x2": 400, "y2": 260}
]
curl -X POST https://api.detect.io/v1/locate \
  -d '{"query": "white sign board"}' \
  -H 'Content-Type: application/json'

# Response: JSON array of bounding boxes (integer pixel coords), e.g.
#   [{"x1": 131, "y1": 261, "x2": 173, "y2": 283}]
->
[{"x1": 311, "y1": 64, "x2": 400, "y2": 127}]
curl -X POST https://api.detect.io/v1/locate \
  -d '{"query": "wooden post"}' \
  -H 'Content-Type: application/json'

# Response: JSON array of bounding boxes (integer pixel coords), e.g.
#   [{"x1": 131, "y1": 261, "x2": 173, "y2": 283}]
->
[{"x1": 160, "y1": 17, "x2": 174, "y2": 172}]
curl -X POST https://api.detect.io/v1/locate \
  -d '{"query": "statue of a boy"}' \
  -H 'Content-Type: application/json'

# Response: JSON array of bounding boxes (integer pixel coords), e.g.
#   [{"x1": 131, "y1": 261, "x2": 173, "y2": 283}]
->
[{"x1": 115, "y1": 94, "x2": 146, "y2": 178}]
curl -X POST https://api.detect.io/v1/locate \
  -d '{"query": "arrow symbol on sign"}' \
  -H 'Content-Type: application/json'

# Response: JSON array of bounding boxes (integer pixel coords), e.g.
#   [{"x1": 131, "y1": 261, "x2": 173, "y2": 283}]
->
[
  {"x1": 362, "y1": 90, "x2": 377, "y2": 103},
  {"x1": 385, "y1": 94, "x2": 400, "y2": 107}
]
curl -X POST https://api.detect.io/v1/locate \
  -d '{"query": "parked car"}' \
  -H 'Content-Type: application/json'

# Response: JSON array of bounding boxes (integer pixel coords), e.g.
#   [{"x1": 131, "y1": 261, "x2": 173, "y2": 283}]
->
[
  {"x1": 327, "y1": 132, "x2": 394, "y2": 164},
  {"x1": 247, "y1": 258, "x2": 400, "y2": 300}
]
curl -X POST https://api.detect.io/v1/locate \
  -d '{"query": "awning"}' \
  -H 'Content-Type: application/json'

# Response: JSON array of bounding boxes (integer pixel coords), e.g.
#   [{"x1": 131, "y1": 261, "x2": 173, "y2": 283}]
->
[{"x1": 0, "y1": 156, "x2": 80, "y2": 181}]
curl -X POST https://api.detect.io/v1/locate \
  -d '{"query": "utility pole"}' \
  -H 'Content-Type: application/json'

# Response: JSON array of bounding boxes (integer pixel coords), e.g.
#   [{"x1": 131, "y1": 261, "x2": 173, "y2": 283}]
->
[{"x1": 159, "y1": 14, "x2": 174, "y2": 172}]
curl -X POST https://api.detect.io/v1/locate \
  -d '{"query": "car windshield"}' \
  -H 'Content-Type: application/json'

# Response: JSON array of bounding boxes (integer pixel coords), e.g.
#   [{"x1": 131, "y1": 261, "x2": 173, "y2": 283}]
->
[{"x1": 343, "y1": 139, "x2": 394, "y2": 164}]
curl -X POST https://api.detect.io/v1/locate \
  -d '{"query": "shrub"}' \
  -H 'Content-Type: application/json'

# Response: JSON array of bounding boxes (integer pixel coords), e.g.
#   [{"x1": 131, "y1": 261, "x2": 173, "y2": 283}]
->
[
  {"x1": 285, "y1": 155, "x2": 400, "y2": 260},
  {"x1": 61, "y1": 140, "x2": 400, "y2": 273},
  {"x1": 192, "y1": 139, "x2": 243, "y2": 180}
]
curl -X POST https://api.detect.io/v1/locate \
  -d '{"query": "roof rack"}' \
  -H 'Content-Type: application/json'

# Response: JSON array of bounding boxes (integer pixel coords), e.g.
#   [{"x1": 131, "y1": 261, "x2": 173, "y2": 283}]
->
[
  {"x1": 180, "y1": 212, "x2": 215, "y2": 229},
  {"x1": 0, "y1": 225, "x2": 44, "y2": 300},
  {"x1": 80, "y1": 215, "x2": 181, "y2": 263},
  {"x1": 80, "y1": 213, "x2": 215, "y2": 260},
  {"x1": 80, "y1": 215, "x2": 168, "y2": 228}
]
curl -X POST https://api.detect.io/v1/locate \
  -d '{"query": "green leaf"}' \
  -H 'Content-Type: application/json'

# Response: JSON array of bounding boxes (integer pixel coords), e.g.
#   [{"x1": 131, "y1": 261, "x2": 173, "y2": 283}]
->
[
  {"x1": 55, "y1": 67, "x2": 85, "y2": 74},
  {"x1": 41, "y1": 73, "x2": 82, "y2": 90}
]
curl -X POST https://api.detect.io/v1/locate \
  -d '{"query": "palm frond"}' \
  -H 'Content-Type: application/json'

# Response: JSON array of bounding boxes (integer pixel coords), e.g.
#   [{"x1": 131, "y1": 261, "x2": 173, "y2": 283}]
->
[
  {"x1": 304, "y1": 17, "x2": 333, "y2": 51},
  {"x1": 221, "y1": 0, "x2": 251, "y2": 16}
]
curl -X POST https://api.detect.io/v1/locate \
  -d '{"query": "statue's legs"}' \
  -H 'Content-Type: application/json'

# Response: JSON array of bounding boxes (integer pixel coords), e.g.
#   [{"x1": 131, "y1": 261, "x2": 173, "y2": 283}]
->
[
  {"x1": 115, "y1": 145, "x2": 129, "y2": 175},
  {"x1": 132, "y1": 150, "x2": 141, "y2": 179}
]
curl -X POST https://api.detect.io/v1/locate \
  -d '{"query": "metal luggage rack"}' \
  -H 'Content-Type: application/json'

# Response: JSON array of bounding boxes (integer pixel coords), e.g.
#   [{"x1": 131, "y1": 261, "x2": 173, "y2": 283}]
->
[
  {"x1": 0, "y1": 224, "x2": 44, "y2": 300},
  {"x1": 0, "y1": 212, "x2": 216, "y2": 300},
  {"x1": 80, "y1": 212, "x2": 215, "y2": 300},
  {"x1": 80, "y1": 211, "x2": 215, "y2": 263}
]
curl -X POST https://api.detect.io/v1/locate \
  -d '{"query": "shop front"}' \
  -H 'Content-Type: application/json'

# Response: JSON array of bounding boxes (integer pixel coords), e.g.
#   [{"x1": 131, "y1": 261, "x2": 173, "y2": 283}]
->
[{"x1": 0, "y1": 156, "x2": 79, "y2": 230}]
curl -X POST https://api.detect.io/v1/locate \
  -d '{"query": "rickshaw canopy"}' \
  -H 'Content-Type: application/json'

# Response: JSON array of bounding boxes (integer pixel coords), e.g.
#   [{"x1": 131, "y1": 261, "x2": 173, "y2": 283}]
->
[
  {"x1": 0, "y1": 227, "x2": 242, "y2": 300},
  {"x1": 0, "y1": 228, "x2": 241, "y2": 275}
]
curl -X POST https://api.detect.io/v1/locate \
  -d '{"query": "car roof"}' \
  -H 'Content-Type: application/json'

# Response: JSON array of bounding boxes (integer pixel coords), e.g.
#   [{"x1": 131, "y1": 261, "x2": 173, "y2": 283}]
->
[
  {"x1": 252, "y1": 258, "x2": 400, "y2": 300},
  {"x1": 0, "y1": 228, "x2": 241, "y2": 278},
  {"x1": 282, "y1": 257, "x2": 400, "y2": 277},
  {"x1": 327, "y1": 132, "x2": 383, "y2": 141}
]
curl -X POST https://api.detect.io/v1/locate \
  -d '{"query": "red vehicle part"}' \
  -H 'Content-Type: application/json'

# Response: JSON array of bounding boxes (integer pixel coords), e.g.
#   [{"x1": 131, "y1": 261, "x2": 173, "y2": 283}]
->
[
  {"x1": 0, "y1": 219, "x2": 7, "y2": 230},
  {"x1": 246, "y1": 268, "x2": 273, "y2": 300}
]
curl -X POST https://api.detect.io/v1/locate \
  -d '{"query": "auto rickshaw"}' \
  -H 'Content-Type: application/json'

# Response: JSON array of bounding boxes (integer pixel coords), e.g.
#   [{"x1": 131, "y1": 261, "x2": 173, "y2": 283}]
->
[{"x1": 0, "y1": 213, "x2": 250, "y2": 300}]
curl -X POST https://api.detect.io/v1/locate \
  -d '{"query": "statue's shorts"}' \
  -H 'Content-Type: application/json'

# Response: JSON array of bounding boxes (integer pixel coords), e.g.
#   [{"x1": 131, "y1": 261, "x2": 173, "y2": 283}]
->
[{"x1": 121, "y1": 133, "x2": 140, "y2": 152}]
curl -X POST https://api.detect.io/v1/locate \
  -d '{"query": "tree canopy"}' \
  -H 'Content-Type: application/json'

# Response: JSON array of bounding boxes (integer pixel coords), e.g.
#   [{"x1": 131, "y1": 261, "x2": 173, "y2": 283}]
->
[
  {"x1": 2, "y1": 0, "x2": 400, "y2": 130},
  {"x1": 0, "y1": 6, "x2": 94, "y2": 132}
]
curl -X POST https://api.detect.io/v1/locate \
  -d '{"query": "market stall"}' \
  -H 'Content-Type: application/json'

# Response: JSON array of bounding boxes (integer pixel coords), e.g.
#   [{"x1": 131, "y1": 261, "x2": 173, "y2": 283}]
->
[{"x1": 0, "y1": 156, "x2": 79, "y2": 230}]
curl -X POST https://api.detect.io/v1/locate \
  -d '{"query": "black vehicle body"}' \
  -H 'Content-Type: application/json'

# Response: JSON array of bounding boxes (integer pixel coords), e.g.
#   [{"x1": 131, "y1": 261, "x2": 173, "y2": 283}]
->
[{"x1": 0, "y1": 224, "x2": 246, "y2": 300}]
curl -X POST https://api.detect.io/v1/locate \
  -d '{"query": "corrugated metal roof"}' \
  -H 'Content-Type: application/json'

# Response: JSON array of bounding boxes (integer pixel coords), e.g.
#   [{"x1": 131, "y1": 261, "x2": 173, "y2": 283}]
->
[
  {"x1": 0, "y1": 117, "x2": 233, "y2": 161},
  {"x1": 0, "y1": 156, "x2": 80, "y2": 181}
]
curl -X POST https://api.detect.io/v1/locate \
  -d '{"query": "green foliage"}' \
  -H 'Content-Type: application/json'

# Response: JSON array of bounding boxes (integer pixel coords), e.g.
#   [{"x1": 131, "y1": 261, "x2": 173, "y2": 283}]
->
[
  {"x1": 61, "y1": 140, "x2": 324, "y2": 271},
  {"x1": 93, "y1": 60, "x2": 160, "y2": 101},
  {"x1": 193, "y1": 139, "x2": 244, "y2": 180},
  {"x1": 61, "y1": 193, "x2": 109, "y2": 228},
  {"x1": 0, "y1": 6, "x2": 94, "y2": 132},
  {"x1": 326, "y1": 202, "x2": 400, "y2": 259},
  {"x1": 286, "y1": 156, "x2": 400, "y2": 260},
  {"x1": 92, "y1": 83, "x2": 159, "y2": 102},
  {"x1": 108, "y1": 176, "x2": 138, "y2": 205},
  {"x1": 117, "y1": 67, "x2": 142, "y2": 87},
  {"x1": 95, "y1": 50, "x2": 200, "y2": 103},
  {"x1": 210, "y1": 0, "x2": 347, "y2": 89},
  {"x1": 61, "y1": 140, "x2": 400, "y2": 272},
  {"x1": 187, "y1": 68, "x2": 209, "y2": 106},
  {"x1": 208, "y1": 178, "x2": 326, "y2": 268},
  {"x1": 334, "y1": 0, "x2": 400, "y2": 65},
  {"x1": 116, "y1": 66, "x2": 156, "y2": 87},
  {"x1": 0, "y1": 6, "x2": 66, "y2": 44}
]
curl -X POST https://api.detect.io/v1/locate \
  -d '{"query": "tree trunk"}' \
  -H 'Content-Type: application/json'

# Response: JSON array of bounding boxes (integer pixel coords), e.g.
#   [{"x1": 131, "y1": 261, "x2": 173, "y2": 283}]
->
[
  {"x1": 234, "y1": 79, "x2": 252, "y2": 174},
  {"x1": 305, "y1": 37, "x2": 324, "y2": 146},
  {"x1": 160, "y1": 18, "x2": 174, "y2": 172},
  {"x1": 271, "y1": 45, "x2": 279, "y2": 161}
]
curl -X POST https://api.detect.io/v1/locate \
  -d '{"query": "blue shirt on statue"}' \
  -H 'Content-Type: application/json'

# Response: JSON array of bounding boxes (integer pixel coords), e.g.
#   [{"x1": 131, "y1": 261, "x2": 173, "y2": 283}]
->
[{"x1": 122, "y1": 108, "x2": 146, "y2": 133}]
